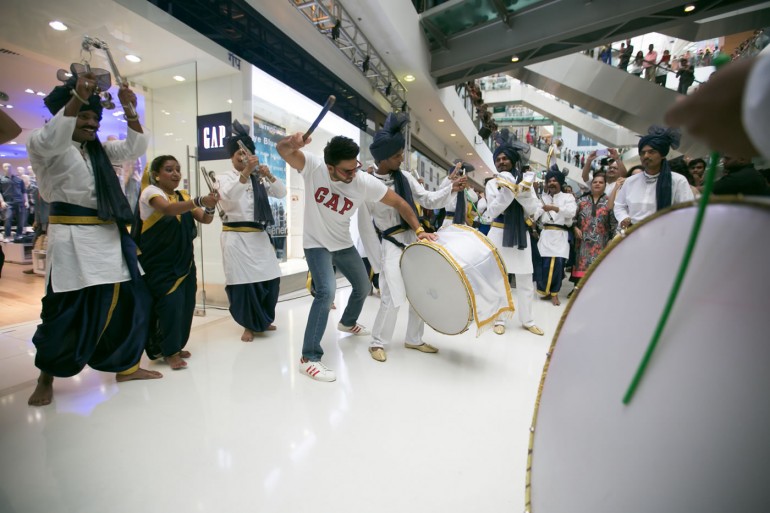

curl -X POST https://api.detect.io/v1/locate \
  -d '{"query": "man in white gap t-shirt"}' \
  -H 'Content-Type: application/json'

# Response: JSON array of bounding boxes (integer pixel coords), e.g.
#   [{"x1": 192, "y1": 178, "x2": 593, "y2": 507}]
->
[{"x1": 278, "y1": 133, "x2": 437, "y2": 382}]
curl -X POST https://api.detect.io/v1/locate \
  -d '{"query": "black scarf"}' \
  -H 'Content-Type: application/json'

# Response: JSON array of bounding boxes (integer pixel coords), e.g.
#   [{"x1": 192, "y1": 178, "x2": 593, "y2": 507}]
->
[
  {"x1": 391, "y1": 170, "x2": 418, "y2": 228},
  {"x1": 656, "y1": 159, "x2": 673, "y2": 211},
  {"x1": 501, "y1": 168, "x2": 528, "y2": 249},
  {"x1": 453, "y1": 191, "x2": 466, "y2": 225},
  {"x1": 86, "y1": 140, "x2": 134, "y2": 224},
  {"x1": 250, "y1": 174, "x2": 275, "y2": 225}
]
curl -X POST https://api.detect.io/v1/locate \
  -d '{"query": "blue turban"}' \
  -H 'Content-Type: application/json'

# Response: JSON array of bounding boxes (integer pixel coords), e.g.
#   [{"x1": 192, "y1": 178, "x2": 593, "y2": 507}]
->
[
  {"x1": 638, "y1": 126, "x2": 682, "y2": 211},
  {"x1": 545, "y1": 168, "x2": 565, "y2": 186},
  {"x1": 225, "y1": 119, "x2": 256, "y2": 157},
  {"x1": 370, "y1": 112, "x2": 409, "y2": 161},
  {"x1": 638, "y1": 125, "x2": 681, "y2": 156},
  {"x1": 44, "y1": 75, "x2": 104, "y2": 120}
]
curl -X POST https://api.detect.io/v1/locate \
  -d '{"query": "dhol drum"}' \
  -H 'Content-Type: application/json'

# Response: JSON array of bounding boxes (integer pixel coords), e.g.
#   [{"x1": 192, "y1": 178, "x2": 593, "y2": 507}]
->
[
  {"x1": 400, "y1": 224, "x2": 514, "y2": 335},
  {"x1": 527, "y1": 198, "x2": 770, "y2": 513}
]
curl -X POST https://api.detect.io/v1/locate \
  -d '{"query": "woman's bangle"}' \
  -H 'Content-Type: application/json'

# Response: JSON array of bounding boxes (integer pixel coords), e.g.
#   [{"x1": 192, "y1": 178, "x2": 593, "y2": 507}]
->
[
  {"x1": 415, "y1": 226, "x2": 425, "y2": 236},
  {"x1": 124, "y1": 114, "x2": 139, "y2": 122},
  {"x1": 204, "y1": 207, "x2": 216, "y2": 215},
  {"x1": 70, "y1": 89, "x2": 89, "y2": 105},
  {"x1": 193, "y1": 196, "x2": 203, "y2": 208}
]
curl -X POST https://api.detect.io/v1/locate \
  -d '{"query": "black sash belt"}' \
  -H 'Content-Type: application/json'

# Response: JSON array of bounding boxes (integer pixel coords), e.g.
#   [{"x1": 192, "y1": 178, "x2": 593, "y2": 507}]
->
[
  {"x1": 222, "y1": 221, "x2": 265, "y2": 232},
  {"x1": 543, "y1": 224, "x2": 569, "y2": 231},
  {"x1": 375, "y1": 224, "x2": 408, "y2": 250}
]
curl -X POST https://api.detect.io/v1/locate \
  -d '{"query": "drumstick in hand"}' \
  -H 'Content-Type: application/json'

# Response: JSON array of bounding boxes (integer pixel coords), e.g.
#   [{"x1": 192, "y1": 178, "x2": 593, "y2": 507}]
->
[{"x1": 303, "y1": 95, "x2": 336, "y2": 141}]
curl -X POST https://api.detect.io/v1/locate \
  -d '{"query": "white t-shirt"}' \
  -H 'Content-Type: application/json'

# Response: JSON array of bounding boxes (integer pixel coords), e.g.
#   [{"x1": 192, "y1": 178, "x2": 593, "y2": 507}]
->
[{"x1": 299, "y1": 152, "x2": 388, "y2": 251}]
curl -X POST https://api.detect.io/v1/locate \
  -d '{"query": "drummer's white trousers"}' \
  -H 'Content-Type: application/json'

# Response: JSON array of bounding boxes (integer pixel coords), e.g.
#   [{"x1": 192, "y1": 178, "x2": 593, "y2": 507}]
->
[
  {"x1": 501, "y1": 273, "x2": 535, "y2": 328},
  {"x1": 370, "y1": 247, "x2": 425, "y2": 347}
]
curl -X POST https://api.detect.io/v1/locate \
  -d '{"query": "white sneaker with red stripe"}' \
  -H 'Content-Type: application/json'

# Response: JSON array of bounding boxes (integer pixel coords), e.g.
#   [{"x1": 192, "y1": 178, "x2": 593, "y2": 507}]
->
[
  {"x1": 299, "y1": 359, "x2": 336, "y2": 382},
  {"x1": 337, "y1": 322, "x2": 371, "y2": 336}
]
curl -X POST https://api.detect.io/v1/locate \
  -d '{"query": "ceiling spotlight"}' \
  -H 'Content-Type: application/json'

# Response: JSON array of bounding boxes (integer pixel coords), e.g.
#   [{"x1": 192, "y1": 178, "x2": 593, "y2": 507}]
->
[
  {"x1": 684, "y1": 4, "x2": 695, "y2": 12},
  {"x1": 36, "y1": 91, "x2": 46, "y2": 96},
  {"x1": 25, "y1": 89, "x2": 35, "y2": 94},
  {"x1": 227, "y1": 99, "x2": 233, "y2": 104},
  {"x1": 511, "y1": 56, "x2": 520, "y2": 62},
  {"x1": 438, "y1": 119, "x2": 445, "y2": 123},
  {"x1": 125, "y1": 54, "x2": 142, "y2": 63},
  {"x1": 49, "y1": 21, "x2": 68, "y2": 31},
  {"x1": 450, "y1": 133, "x2": 456, "y2": 137},
  {"x1": 466, "y1": 152, "x2": 472, "y2": 156},
  {"x1": 9, "y1": 141, "x2": 17, "y2": 145},
  {"x1": 404, "y1": 74, "x2": 416, "y2": 82},
  {"x1": 5, "y1": 105, "x2": 13, "y2": 109},
  {"x1": 173, "y1": 75, "x2": 186, "y2": 82}
]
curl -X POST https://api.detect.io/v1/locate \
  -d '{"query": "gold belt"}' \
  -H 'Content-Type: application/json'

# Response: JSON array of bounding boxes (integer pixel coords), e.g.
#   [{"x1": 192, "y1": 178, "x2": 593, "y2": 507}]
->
[
  {"x1": 223, "y1": 226, "x2": 264, "y2": 232},
  {"x1": 49, "y1": 215, "x2": 114, "y2": 225}
]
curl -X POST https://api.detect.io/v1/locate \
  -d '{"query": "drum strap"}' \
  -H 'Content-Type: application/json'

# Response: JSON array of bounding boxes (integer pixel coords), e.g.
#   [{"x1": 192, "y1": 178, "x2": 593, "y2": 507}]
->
[{"x1": 375, "y1": 224, "x2": 408, "y2": 250}]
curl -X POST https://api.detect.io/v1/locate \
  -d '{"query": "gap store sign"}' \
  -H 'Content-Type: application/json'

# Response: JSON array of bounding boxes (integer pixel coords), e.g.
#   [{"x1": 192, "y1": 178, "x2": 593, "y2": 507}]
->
[{"x1": 197, "y1": 111, "x2": 232, "y2": 161}]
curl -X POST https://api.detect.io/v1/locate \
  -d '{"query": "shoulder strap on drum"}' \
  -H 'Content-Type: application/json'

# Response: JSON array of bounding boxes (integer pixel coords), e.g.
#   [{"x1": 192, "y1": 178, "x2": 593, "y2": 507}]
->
[{"x1": 374, "y1": 222, "x2": 407, "y2": 250}]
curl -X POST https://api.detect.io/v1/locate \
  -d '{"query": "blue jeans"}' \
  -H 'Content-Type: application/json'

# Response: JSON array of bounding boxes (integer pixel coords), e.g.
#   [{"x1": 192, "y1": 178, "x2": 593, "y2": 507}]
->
[
  {"x1": 4, "y1": 203, "x2": 26, "y2": 239},
  {"x1": 302, "y1": 246, "x2": 370, "y2": 361}
]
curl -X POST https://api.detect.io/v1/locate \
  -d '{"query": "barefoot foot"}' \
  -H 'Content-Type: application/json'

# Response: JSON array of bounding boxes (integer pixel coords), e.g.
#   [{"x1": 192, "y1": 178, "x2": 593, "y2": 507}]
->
[
  {"x1": 241, "y1": 328, "x2": 255, "y2": 342},
  {"x1": 116, "y1": 367, "x2": 164, "y2": 382},
  {"x1": 28, "y1": 373, "x2": 54, "y2": 406},
  {"x1": 179, "y1": 350, "x2": 191, "y2": 358},
  {"x1": 267, "y1": 324, "x2": 277, "y2": 331},
  {"x1": 163, "y1": 353, "x2": 188, "y2": 370},
  {"x1": 551, "y1": 295, "x2": 561, "y2": 306}
]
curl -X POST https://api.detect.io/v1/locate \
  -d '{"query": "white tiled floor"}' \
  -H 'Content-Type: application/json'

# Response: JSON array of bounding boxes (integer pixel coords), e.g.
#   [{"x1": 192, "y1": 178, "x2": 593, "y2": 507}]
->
[{"x1": 0, "y1": 282, "x2": 565, "y2": 513}]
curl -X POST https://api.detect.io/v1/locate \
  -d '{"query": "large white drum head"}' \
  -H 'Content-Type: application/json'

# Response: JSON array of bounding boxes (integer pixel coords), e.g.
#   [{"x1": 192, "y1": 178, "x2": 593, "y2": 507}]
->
[
  {"x1": 528, "y1": 200, "x2": 770, "y2": 513},
  {"x1": 400, "y1": 242, "x2": 471, "y2": 335}
]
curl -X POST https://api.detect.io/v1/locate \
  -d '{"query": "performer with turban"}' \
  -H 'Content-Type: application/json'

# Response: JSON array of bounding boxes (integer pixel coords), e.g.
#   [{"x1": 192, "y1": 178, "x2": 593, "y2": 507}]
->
[
  {"x1": 277, "y1": 128, "x2": 434, "y2": 382},
  {"x1": 438, "y1": 159, "x2": 477, "y2": 228},
  {"x1": 26, "y1": 69, "x2": 160, "y2": 406},
  {"x1": 480, "y1": 129, "x2": 544, "y2": 336},
  {"x1": 358, "y1": 113, "x2": 449, "y2": 362},
  {"x1": 217, "y1": 121, "x2": 286, "y2": 342},
  {"x1": 614, "y1": 126, "x2": 694, "y2": 230},
  {"x1": 535, "y1": 167, "x2": 577, "y2": 306}
]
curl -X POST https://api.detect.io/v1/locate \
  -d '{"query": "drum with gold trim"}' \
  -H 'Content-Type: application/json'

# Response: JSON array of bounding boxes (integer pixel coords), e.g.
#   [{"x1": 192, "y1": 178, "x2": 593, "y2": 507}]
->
[
  {"x1": 526, "y1": 198, "x2": 770, "y2": 513},
  {"x1": 400, "y1": 224, "x2": 514, "y2": 335}
]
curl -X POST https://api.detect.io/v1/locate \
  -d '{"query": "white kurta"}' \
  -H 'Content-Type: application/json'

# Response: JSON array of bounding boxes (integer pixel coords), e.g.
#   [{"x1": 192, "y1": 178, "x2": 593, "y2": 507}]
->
[
  {"x1": 535, "y1": 191, "x2": 577, "y2": 259},
  {"x1": 217, "y1": 169, "x2": 286, "y2": 285},
  {"x1": 613, "y1": 171, "x2": 694, "y2": 225},
  {"x1": 27, "y1": 109, "x2": 149, "y2": 292},
  {"x1": 482, "y1": 171, "x2": 539, "y2": 274}
]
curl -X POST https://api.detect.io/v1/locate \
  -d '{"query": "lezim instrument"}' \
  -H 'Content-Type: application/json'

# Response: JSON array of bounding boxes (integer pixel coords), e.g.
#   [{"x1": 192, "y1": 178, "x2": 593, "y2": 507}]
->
[
  {"x1": 526, "y1": 198, "x2": 770, "y2": 513},
  {"x1": 400, "y1": 224, "x2": 514, "y2": 335},
  {"x1": 81, "y1": 36, "x2": 137, "y2": 118},
  {"x1": 200, "y1": 166, "x2": 226, "y2": 221}
]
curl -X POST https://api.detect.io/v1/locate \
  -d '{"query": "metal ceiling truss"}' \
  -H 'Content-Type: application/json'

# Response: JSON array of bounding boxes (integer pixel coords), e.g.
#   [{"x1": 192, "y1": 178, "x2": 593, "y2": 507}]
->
[
  {"x1": 147, "y1": 0, "x2": 380, "y2": 130},
  {"x1": 291, "y1": 0, "x2": 409, "y2": 113}
]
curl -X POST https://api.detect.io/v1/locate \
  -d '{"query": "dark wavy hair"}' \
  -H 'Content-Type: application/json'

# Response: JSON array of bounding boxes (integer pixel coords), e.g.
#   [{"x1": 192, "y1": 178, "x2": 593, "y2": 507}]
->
[{"x1": 324, "y1": 136, "x2": 359, "y2": 166}]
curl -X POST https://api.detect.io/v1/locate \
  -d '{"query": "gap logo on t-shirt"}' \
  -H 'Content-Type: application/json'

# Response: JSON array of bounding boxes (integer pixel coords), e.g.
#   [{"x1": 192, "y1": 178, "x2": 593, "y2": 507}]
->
[{"x1": 314, "y1": 187, "x2": 354, "y2": 216}]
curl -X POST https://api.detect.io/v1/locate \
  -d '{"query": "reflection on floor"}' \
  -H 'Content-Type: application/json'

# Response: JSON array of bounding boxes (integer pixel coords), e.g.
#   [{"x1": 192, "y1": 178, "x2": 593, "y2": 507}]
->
[{"x1": 0, "y1": 281, "x2": 565, "y2": 513}]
